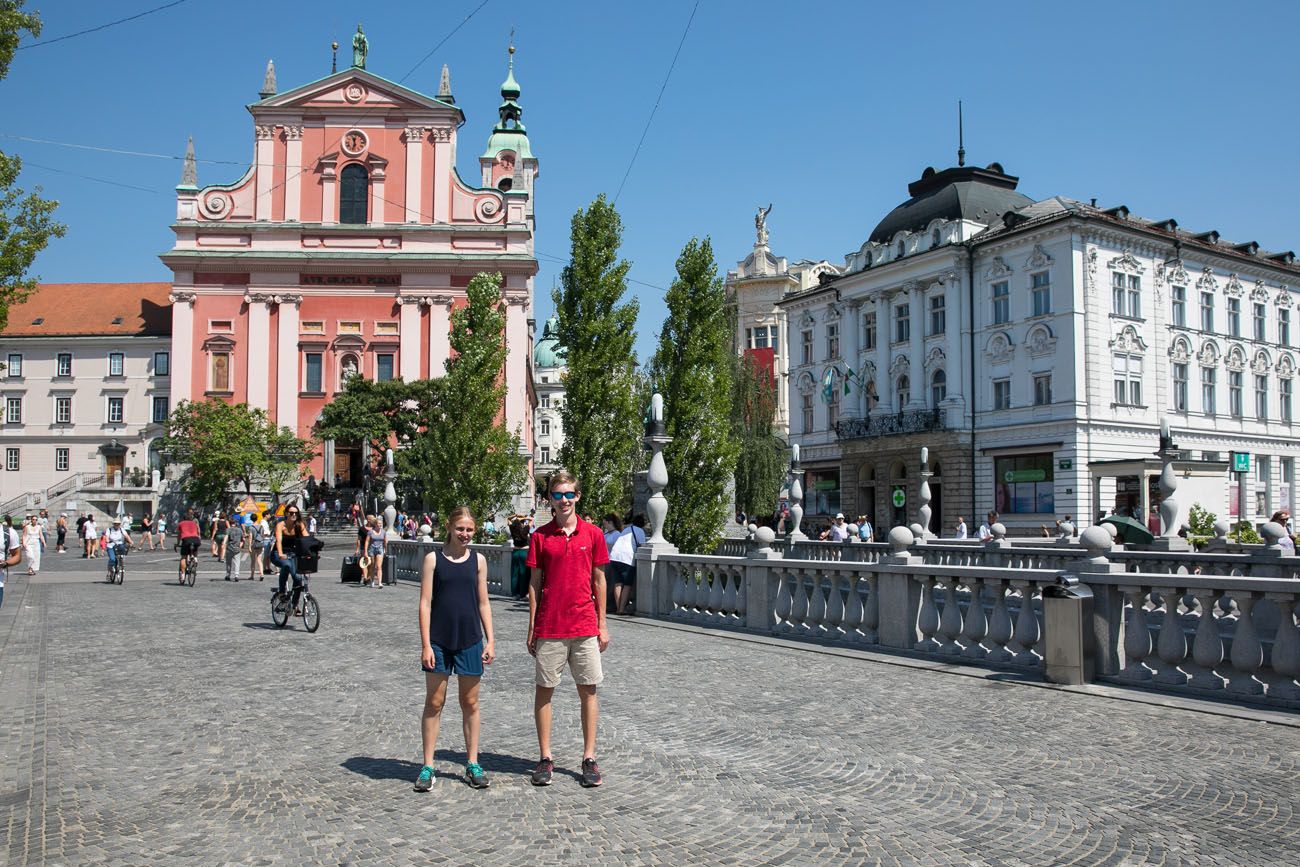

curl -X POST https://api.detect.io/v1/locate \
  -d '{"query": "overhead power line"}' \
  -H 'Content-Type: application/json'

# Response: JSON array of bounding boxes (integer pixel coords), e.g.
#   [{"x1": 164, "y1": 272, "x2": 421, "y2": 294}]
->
[{"x1": 18, "y1": 0, "x2": 192, "y2": 50}]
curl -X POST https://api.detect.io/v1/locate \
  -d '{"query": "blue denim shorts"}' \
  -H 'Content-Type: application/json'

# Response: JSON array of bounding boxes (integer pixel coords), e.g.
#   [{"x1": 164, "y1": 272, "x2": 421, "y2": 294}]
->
[{"x1": 422, "y1": 639, "x2": 485, "y2": 677}]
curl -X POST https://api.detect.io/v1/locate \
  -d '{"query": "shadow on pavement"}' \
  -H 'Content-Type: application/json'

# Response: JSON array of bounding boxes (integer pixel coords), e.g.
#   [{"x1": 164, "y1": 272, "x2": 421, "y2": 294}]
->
[{"x1": 343, "y1": 751, "x2": 539, "y2": 782}]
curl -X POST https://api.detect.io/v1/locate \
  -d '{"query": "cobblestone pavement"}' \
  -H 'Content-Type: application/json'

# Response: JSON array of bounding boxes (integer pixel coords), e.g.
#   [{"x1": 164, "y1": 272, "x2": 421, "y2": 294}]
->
[{"x1": 2, "y1": 536, "x2": 1299, "y2": 866}]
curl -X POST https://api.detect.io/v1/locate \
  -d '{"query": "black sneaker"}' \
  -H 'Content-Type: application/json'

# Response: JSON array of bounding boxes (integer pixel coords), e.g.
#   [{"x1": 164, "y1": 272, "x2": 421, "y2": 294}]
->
[
  {"x1": 465, "y1": 762, "x2": 489, "y2": 789},
  {"x1": 531, "y1": 757, "x2": 554, "y2": 786},
  {"x1": 580, "y1": 757, "x2": 603, "y2": 788},
  {"x1": 413, "y1": 765, "x2": 435, "y2": 792}
]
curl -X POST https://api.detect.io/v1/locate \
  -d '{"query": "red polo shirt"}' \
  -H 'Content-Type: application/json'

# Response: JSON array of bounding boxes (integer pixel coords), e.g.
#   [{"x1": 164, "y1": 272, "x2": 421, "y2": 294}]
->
[{"x1": 526, "y1": 517, "x2": 609, "y2": 639}]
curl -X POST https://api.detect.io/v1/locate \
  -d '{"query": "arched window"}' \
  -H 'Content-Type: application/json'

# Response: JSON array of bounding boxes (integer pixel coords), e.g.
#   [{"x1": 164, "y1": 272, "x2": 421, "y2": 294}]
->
[
  {"x1": 339, "y1": 164, "x2": 369, "y2": 224},
  {"x1": 930, "y1": 369, "x2": 947, "y2": 406},
  {"x1": 931, "y1": 228, "x2": 942, "y2": 249},
  {"x1": 896, "y1": 375, "x2": 910, "y2": 411},
  {"x1": 897, "y1": 239, "x2": 906, "y2": 258}
]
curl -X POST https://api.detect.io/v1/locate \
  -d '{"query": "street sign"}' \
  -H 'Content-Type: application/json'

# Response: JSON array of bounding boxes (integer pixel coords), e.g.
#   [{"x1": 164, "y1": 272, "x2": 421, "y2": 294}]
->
[
  {"x1": 1058, "y1": 459, "x2": 1073, "y2": 470},
  {"x1": 1232, "y1": 452, "x2": 1251, "y2": 473},
  {"x1": 892, "y1": 487, "x2": 906, "y2": 508}
]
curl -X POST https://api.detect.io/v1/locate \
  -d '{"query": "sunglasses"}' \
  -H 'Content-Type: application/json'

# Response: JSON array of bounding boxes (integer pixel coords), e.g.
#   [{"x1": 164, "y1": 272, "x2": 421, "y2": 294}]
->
[
  {"x1": 550, "y1": 491, "x2": 578, "y2": 501},
  {"x1": 286, "y1": 511, "x2": 299, "y2": 517}
]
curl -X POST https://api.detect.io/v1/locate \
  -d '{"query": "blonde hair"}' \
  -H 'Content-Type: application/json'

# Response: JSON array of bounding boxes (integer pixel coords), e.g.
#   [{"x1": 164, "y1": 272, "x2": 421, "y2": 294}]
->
[
  {"x1": 446, "y1": 506, "x2": 477, "y2": 536},
  {"x1": 546, "y1": 468, "x2": 580, "y2": 493}
]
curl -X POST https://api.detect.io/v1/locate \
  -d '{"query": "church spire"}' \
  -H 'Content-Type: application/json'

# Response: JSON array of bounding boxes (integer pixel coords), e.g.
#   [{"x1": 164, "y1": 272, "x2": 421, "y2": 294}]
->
[
  {"x1": 179, "y1": 136, "x2": 198, "y2": 189},
  {"x1": 438, "y1": 63, "x2": 455, "y2": 104},
  {"x1": 496, "y1": 40, "x2": 523, "y2": 131},
  {"x1": 259, "y1": 59, "x2": 277, "y2": 100}
]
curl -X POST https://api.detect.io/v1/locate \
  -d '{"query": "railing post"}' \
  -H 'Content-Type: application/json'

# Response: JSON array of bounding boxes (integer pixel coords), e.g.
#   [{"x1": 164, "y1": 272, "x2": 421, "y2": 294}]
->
[
  {"x1": 876, "y1": 526, "x2": 921, "y2": 649},
  {"x1": 1074, "y1": 525, "x2": 1125, "y2": 677},
  {"x1": 745, "y1": 526, "x2": 780, "y2": 631}
]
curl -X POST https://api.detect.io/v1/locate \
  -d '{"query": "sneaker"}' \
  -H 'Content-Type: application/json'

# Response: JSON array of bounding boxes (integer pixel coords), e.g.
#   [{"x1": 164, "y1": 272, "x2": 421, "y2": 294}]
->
[
  {"x1": 465, "y1": 762, "x2": 489, "y2": 789},
  {"x1": 580, "y1": 757, "x2": 603, "y2": 788},
  {"x1": 531, "y1": 757, "x2": 554, "y2": 786},
  {"x1": 413, "y1": 765, "x2": 435, "y2": 792}
]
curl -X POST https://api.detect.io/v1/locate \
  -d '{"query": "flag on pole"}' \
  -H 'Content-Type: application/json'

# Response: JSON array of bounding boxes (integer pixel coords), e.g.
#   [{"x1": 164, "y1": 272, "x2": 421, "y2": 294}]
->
[
  {"x1": 821, "y1": 367, "x2": 835, "y2": 403},
  {"x1": 843, "y1": 366, "x2": 856, "y2": 396}
]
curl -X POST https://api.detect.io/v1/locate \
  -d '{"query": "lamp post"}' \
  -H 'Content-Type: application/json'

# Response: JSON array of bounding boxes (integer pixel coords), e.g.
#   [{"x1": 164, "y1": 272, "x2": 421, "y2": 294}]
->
[
  {"x1": 643, "y1": 393, "x2": 676, "y2": 552},
  {"x1": 1151, "y1": 417, "x2": 1189, "y2": 551},
  {"x1": 787, "y1": 443, "x2": 806, "y2": 542},
  {"x1": 383, "y1": 447, "x2": 399, "y2": 541}
]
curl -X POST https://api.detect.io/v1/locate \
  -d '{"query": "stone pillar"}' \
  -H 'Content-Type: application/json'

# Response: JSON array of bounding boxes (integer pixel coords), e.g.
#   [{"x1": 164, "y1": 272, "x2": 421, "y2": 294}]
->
[
  {"x1": 1074, "y1": 526, "x2": 1127, "y2": 676},
  {"x1": 398, "y1": 296, "x2": 423, "y2": 381},
  {"x1": 403, "y1": 126, "x2": 424, "y2": 223},
  {"x1": 274, "y1": 294, "x2": 301, "y2": 432},
  {"x1": 254, "y1": 124, "x2": 275, "y2": 220},
  {"x1": 283, "y1": 126, "x2": 303, "y2": 222},
  {"x1": 1150, "y1": 417, "x2": 1190, "y2": 551},
  {"x1": 431, "y1": 126, "x2": 452, "y2": 224},
  {"x1": 504, "y1": 295, "x2": 529, "y2": 440},
  {"x1": 917, "y1": 446, "x2": 934, "y2": 538},
  {"x1": 369, "y1": 159, "x2": 387, "y2": 227},
  {"x1": 874, "y1": 292, "x2": 891, "y2": 414},
  {"x1": 876, "y1": 526, "x2": 921, "y2": 648},
  {"x1": 320, "y1": 156, "x2": 338, "y2": 225},
  {"x1": 169, "y1": 290, "x2": 195, "y2": 404},
  {"x1": 787, "y1": 443, "x2": 806, "y2": 542},
  {"x1": 245, "y1": 293, "x2": 273, "y2": 410},
  {"x1": 426, "y1": 295, "x2": 453, "y2": 377},
  {"x1": 843, "y1": 300, "x2": 860, "y2": 415},
  {"x1": 907, "y1": 283, "x2": 925, "y2": 408}
]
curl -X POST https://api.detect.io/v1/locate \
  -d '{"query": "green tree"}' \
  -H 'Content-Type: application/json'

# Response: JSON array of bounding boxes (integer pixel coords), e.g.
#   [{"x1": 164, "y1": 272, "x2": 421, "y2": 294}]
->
[
  {"x1": 554, "y1": 195, "x2": 642, "y2": 516},
  {"x1": 648, "y1": 237, "x2": 739, "y2": 553},
  {"x1": 0, "y1": 3, "x2": 66, "y2": 334},
  {"x1": 159, "y1": 399, "x2": 313, "y2": 507},
  {"x1": 315, "y1": 376, "x2": 427, "y2": 477},
  {"x1": 401, "y1": 272, "x2": 527, "y2": 520},
  {"x1": 732, "y1": 352, "x2": 786, "y2": 520}
]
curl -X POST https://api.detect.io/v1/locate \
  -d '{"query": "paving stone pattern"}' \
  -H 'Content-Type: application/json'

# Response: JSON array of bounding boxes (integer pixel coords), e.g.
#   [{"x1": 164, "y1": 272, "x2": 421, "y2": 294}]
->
[{"x1": 1, "y1": 536, "x2": 1298, "y2": 865}]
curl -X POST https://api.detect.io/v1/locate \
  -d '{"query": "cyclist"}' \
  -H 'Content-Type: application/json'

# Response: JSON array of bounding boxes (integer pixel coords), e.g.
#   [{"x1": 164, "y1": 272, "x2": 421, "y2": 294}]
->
[
  {"x1": 105, "y1": 518, "x2": 133, "y2": 578},
  {"x1": 273, "y1": 506, "x2": 310, "y2": 614},
  {"x1": 175, "y1": 508, "x2": 202, "y2": 583}
]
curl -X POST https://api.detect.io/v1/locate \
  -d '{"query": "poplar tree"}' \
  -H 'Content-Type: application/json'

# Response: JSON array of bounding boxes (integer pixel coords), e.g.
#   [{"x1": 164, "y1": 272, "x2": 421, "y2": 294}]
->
[
  {"x1": 648, "y1": 237, "x2": 739, "y2": 553},
  {"x1": 554, "y1": 195, "x2": 642, "y2": 516},
  {"x1": 732, "y1": 353, "x2": 786, "y2": 521}
]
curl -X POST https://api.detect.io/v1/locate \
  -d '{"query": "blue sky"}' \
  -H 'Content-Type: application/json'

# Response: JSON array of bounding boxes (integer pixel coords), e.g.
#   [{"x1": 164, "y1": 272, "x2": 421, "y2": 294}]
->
[{"x1": 6, "y1": 0, "x2": 1300, "y2": 362}]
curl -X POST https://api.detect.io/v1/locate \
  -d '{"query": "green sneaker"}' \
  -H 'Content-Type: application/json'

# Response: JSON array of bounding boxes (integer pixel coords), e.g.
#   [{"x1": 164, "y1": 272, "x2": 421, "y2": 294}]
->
[
  {"x1": 465, "y1": 762, "x2": 490, "y2": 789},
  {"x1": 413, "y1": 765, "x2": 435, "y2": 792}
]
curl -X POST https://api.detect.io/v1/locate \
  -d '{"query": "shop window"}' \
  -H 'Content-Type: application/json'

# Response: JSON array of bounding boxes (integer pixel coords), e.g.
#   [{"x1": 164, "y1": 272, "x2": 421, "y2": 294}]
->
[{"x1": 994, "y1": 453, "x2": 1055, "y2": 514}]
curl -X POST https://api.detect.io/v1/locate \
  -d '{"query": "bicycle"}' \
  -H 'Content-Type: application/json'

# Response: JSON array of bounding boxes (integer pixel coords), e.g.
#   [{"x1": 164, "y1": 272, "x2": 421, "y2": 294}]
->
[
  {"x1": 182, "y1": 551, "x2": 198, "y2": 587},
  {"x1": 106, "y1": 543, "x2": 127, "y2": 584},
  {"x1": 271, "y1": 560, "x2": 320, "y2": 633}
]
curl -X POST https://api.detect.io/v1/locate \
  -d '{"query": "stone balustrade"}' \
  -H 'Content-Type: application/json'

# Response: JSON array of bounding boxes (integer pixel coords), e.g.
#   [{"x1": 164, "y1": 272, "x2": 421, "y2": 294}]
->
[{"x1": 388, "y1": 539, "x2": 512, "y2": 595}]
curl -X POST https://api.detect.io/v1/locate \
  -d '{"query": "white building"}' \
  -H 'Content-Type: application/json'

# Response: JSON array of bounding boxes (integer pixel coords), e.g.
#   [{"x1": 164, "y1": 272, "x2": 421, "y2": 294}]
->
[
  {"x1": 725, "y1": 206, "x2": 839, "y2": 441},
  {"x1": 778, "y1": 159, "x2": 1300, "y2": 534},
  {"x1": 532, "y1": 314, "x2": 565, "y2": 490},
  {"x1": 0, "y1": 282, "x2": 172, "y2": 518}
]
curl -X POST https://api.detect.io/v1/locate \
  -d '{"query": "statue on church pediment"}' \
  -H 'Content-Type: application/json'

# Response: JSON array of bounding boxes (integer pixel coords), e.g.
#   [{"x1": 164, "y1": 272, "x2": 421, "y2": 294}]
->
[
  {"x1": 755, "y1": 203, "x2": 772, "y2": 246},
  {"x1": 352, "y1": 25, "x2": 368, "y2": 69}
]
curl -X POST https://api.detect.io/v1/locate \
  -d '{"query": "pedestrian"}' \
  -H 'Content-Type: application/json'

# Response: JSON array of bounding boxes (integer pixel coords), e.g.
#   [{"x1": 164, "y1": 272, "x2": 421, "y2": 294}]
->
[
  {"x1": 365, "y1": 515, "x2": 386, "y2": 588},
  {"x1": 155, "y1": 512, "x2": 167, "y2": 547},
  {"x1": 22, "y1": 515, "x2": 45, "y2": 575},
  {"x1": 56, "y1": 513, "x2": 68, "y2": 553},
  {"x1": 83, "y1": 514, "x2": 99, "y2": 558},
  {"x1": 334, "y1": 496, "x2": 342, "y2": 516},
  {"x1": 250, "y1": 512, "x2": 268, "y2": 579},
  {"x1": 821, "y1": 513, "x2": 850, "y2": 542},
  {"x1": 509, "y1": 519, "x2": 530, "y2": 600},
  {"x1": 225, "y1": 515, "x2": 247, "y2": 581},
  {"x1": 211, "y1": 511, "x2": 228, "y2": 560},
  {"x1": 1, "y1": 516, "x2": 21, "y2": 609},
  {"x1": 139, "y1": 511, "x2": 154, "y2": 550},
  {"x1": 334, "y1": 471, "x2": 343, "y2": 489},
  {"x1": 954, "y1": 516, "x2": 968, "y2": 539},
  {"x1": 526, "y1": 469, "x2": 610, "y2": 788},
  {"x1": 1271, "y1": 511, "x2": 1295, "y2": 555},
  {"x1": 308, "y1": 512, "x2": 318, "y2": 536},
  {"x1": 857, "y1": 515, "x2": 875, "y2": 542},
  {"x1": 1056, "y1": 515, "x2": 1076, "y2": 539},
  {"x1": 483, "y1": 515, "x2": 496, "y2": 539},
  {"x1": 413, "y1": 506, "x2": 496, "y2": 792},
  {"x1": 978, "y1": 511, "x2": 998, "y2": 542},
  {"x1": 607, "y1": 513, "x2": 645, "y2": 616},
  {"x1": 76, "y1": 513, "x2": 87, "y2": 557}
]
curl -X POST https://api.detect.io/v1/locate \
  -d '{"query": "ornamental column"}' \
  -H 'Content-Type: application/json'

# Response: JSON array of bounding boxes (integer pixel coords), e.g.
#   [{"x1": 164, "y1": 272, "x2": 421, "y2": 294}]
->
[
  {"x1": 169, "y1": 290, "x2": 195, "y2": 404},
  {"x1": 907, "y1": 283, "x2": 925, "y2": 408},
  {"x1": 369, "y1": 158, "x2": 387, "y2": 227},
  {"x1": 274, "y1": 293, "x2": 302, "y2": 431},
  {"x1": 283, "y1": 125, "x2": 303, "y2": 222},
  {"x1": 403, "y1": 127, "x2": 424, "y2": 223},
  {"x1": 504, "y1": 294, "x2": 530, "y2": 440},
  {"x1": 426, "y1": 296, "x2": 453, "y2": 376},
  {"x1": 430, "y1": 126, "x2": 452, "y2": 224},
  {"x1": 398, "y1": 295, "x2": 423, "y2": 380},
  {"x1": 254, "y1": 124, "x2": 275, "y2": 220},
  {"x1": 245, "y1": 292, "x2": 274, "y2": 410},
  {"x1": 875, "y1": 291, "x2": 891, "y2": 413},
  {"x1": 319, "y1": 155, "x2": 338, "y2": 224}
]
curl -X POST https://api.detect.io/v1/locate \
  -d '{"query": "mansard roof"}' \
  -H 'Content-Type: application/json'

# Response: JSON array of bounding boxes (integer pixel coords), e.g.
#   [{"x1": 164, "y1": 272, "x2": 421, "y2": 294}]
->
[{"x1": 869, "y1": 163, "x2": 1034, "y2": 243}]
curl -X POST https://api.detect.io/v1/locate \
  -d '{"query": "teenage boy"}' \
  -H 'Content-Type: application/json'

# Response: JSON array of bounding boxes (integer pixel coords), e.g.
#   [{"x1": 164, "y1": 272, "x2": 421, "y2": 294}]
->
[{"x1": 526, "y1": 470, "x2": 610, "y2": 788}]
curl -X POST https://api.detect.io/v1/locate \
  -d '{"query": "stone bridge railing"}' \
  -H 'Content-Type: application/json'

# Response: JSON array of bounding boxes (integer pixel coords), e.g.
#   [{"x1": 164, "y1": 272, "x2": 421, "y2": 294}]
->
[
  {"x1": 388, "y1": 539, "x2": 513, "y2": 596},
  {"x1": 651, "y1": 526, "x2": 1300, "y2": 710}
]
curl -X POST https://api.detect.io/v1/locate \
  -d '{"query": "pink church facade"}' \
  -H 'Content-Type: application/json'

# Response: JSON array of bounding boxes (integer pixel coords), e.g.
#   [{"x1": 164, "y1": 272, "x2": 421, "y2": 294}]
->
[{"x1": 163, "y1": 52, "x2": 538, "y2": 489}]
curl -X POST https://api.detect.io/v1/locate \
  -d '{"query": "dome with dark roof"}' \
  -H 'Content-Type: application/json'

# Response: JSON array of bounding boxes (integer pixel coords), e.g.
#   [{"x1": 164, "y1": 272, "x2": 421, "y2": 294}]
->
[
  {"x1": 869, "y1": 163, "x2": 1033, "y2": 244},
  {"x1": 534, "y1": 314, "x2": 563, "y2": 369}
]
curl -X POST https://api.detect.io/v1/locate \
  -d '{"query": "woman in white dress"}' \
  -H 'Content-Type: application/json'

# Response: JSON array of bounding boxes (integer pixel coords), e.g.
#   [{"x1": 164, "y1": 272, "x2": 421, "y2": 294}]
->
[
  {"x1": 83, "y1": 515, "x2": 98, "y2": 559},
  {"x1": 22, "y1": 514, "x2": 45, "y2": 575}
]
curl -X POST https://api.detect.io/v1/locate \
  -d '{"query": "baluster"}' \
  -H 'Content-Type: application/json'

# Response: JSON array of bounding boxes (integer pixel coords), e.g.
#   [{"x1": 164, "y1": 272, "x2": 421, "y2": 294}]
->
[
  {"x1": 687, "y1": 569, "x2": 704, "y2": 621},
  {"x1": 1227, "y1": 592, "x2": 1265, "y2": 696},
  {"x1": 721, "y1": 566, "x2": 738, "y2": 621},
  {"x1": 844, "y1": 574, "x2": 865, "y2": 642},
  {"x1": 808, "y1": 573, "x2": 828, "y2": 636},
  {"x1": 1120, "y1": 586, "x2": 1154, "y2": 681},
  {"x1": 825, "y1": 573, "x2": 845, "y2": 640},
  {"x1": 986, "y1": 579, "x2": 1013, "y2": 663},
  {"x1": 1266, "y1": 595, "x2": 1300, "y2": 700},
  {"x1": 961, "y1": 577, "x2": 989, "y2": 660},
  {"x1": 734, "y1": 567, "x2": 748, "y2": 623},
  {"x1": 938, "y1": 576, "x2": 964, "y2": 655},
  {"x1": 862, "y1": 575, "x2": 879, "y2": 645},
  {"x1": 1189, "y1": 590, "x2": 1226, "y2": 690},
  {"x1": 1154, "y1": 585, "x2": 1189, "y2": 686},
  {"x1": 773, "y1": 572, "x2": 792, "y2": 632},
  {"x1": 670, "y1": 563, "x2": 686, "y2": 617},
  {"x1": 707, "y1": 566, "x2": 725, "y2": 618},
  {"x1": 915, "y1": 576, "x2": 941, "y2": 652},
  {"x1": 789, "y1": 572, "x2": 810, "y2": 634},
  {"x1": 1010, "y1": 580, "x2": 1042, "y2": 666}
]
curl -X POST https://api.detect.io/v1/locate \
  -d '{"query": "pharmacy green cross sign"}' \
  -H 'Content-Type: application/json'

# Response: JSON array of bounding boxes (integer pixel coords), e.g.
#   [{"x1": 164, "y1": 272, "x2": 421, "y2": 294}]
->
[{"x1": 892, "y1": 487, "x2": 906, "y2": 508}]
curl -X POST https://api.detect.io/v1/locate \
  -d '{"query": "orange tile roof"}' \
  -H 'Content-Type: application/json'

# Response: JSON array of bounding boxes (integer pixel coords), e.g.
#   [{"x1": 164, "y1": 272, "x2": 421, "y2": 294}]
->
[{"x1": 1, "y1": 282, "x2": 172, "y2": 337}]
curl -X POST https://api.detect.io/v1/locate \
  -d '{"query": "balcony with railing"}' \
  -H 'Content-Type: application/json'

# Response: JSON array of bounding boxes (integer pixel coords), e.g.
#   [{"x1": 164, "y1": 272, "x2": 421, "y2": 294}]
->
[{"x1": 835, "y1": 408, "x2": 945, "y2": 440}]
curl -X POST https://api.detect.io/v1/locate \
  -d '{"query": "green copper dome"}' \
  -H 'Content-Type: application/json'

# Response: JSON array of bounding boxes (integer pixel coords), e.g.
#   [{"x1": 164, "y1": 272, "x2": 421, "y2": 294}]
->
[{"x1": 534, "y1": 315, "x2": 563, "y2": 368}]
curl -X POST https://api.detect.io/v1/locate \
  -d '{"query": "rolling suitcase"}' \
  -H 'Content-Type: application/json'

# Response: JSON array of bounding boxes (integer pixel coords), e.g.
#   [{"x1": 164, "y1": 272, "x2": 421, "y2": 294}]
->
[{"x1": 340, "y1": 554, "x2": 364, "y2": 583}]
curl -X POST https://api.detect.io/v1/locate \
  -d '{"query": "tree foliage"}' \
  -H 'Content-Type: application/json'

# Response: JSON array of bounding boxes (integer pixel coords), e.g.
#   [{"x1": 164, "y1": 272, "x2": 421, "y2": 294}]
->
[
  {"x1": 159, "y1": 399, "x2": 314, "y2": 507},
  {"x1": 400, "y1": 272, "x2": 527, "y2": 520},
  {"x1": 648, "y1": 237, "x2": 739, "y2": 553},
  {"x1": 732, "y1": 352, "x2": 786, "y2": 521},
  {"x1": 0, "y1": 3, "x2": 65, "y2": 334},
  {"x1": 316, "y1": 376, "x2": 430, "y2": 477},
  {"x1": 554, "y1": 195, "x2": 643, "y2": 517}
]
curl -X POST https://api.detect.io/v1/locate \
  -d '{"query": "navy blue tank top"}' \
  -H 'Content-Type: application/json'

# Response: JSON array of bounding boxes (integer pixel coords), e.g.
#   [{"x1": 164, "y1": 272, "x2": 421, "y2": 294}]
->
[{"x1": 428, "y1": 549, "x2": 483, "y2": 650}]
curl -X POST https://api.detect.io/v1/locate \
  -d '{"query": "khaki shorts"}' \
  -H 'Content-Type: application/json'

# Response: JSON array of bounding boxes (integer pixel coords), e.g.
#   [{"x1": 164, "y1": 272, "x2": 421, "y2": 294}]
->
[{"x1": 535, "y1": 636, "x2": 603, "y2": 688}]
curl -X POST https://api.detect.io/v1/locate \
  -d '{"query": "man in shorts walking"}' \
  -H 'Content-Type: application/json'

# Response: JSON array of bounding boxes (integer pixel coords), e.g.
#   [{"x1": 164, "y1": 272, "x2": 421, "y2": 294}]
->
[{"x1": 526, "y1": 469, "x2": 610, "y2": 788}]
